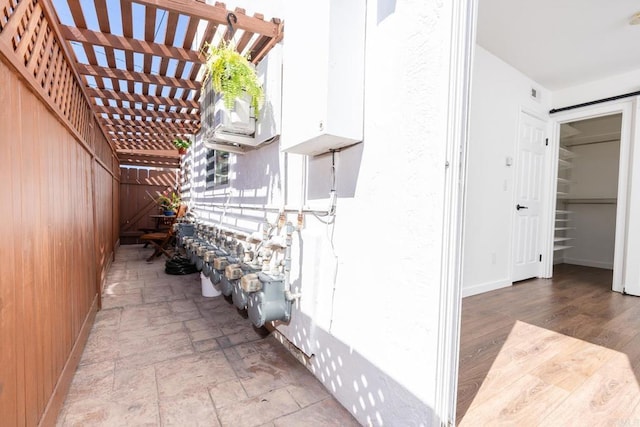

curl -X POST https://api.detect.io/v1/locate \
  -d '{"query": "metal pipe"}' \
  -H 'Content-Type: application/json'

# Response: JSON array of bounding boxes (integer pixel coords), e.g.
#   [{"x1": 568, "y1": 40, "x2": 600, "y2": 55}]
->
[
  {"x1": 283, "y1": 222, "x2": 300, "y2": 301},
  {"x1": 192, "y1": 201, "x2": 330, "y2": 216},
  {"x1": 550, "y1": 90, "x2": 640, "y2": 114}
]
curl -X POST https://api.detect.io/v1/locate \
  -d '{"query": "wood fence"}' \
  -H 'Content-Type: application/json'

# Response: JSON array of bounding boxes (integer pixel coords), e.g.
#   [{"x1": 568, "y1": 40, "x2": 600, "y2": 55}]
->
[
  {"x1": 0, "y1": 1, "x2": 119, "y2": 425},
  {"x1": 119, "y1": 167, "x2": 178, "y2": 244}
]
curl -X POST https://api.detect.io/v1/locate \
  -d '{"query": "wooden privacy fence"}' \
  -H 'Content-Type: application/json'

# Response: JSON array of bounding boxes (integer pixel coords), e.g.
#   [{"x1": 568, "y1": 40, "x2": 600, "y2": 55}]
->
[
  {"x1": 120, "y1": 167, "x2": 178, "y2": 244},
  {"x1": 0, "y1": 1, "x2": 119, "y2": 425}
]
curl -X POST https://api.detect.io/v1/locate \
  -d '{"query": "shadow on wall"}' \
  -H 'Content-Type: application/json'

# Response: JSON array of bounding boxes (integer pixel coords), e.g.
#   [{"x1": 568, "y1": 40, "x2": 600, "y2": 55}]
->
[
  {"x1": 231, "y1": 141, "x2": 282, "y2": 205},
  {"x1": 275, "y1": 311, "x2": 435, "y2": 426},
  {"x1": 378, "y1": 0, "x2": 396, "y2": 23},
  {"x1": 308, "y1": 142, "x2": 363, "y2": 200}
]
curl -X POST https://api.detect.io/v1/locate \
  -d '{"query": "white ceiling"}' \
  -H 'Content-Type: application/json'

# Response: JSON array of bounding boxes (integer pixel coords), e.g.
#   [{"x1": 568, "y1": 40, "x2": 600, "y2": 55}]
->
[{"x1": 476, "y1": 0, "x2": 640, "y2": 90}]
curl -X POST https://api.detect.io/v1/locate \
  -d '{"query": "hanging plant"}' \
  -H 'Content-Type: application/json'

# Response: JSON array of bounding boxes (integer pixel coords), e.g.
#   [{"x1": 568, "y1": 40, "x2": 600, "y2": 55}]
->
[
  {"x1": 204, "y1": 41, "x2": 263, "y2": 116},
  {"x1": 172, "y1": 137, "x2": 191, "y2": 155}
]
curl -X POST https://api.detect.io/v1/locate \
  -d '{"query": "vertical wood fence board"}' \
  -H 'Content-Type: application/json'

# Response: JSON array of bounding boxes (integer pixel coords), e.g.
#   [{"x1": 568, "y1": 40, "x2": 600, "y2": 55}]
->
[{"x1": 0, "y1": 52, "x2": 18, "y2": 427}]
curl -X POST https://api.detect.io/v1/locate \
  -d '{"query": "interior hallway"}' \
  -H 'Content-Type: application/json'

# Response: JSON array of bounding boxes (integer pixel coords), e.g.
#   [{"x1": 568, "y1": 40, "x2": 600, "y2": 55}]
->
[
  {"x1": 56, "y1": 245, "x2": 358, "y2": 426},
  {"x1": 458, "y1": 264, "x2": 640, "y2": 425}
]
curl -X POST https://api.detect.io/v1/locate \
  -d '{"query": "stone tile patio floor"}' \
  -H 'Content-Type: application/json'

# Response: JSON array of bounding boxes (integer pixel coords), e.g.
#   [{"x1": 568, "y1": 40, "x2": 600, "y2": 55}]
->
[{"x1": 57, "y1": 244, "x2": 358, "y2": 426}]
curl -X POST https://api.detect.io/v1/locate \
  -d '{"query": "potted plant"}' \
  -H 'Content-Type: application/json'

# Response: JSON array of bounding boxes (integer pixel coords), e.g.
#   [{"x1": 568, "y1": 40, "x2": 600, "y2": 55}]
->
[
  {"x1": 156, "y1": 191, "x2": 181, "y2": 215},
  {"x1": 173, "y1": 137, "x2": 191, "y2": 155},
  {"x1": 205, "y1": 41, "x2": 263, "y2": 115}
]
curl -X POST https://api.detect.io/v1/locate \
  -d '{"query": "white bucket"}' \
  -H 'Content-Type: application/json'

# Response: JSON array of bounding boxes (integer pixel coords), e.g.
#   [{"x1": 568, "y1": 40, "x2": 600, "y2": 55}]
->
[{"x1": 201, "y1": 273, "x2": 221, "y2": 297}]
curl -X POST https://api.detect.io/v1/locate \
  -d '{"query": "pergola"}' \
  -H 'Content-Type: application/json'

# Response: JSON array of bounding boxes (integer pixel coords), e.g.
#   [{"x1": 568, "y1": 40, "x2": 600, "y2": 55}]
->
[{"x1": 0, "y1": 0, "x2": 283, "y2": 168}]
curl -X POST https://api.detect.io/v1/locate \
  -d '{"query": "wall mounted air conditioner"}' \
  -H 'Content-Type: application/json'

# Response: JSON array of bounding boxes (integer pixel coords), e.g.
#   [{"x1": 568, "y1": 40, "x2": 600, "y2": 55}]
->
[
  {"x1": 201, "y1": 45, "x2": 282, "y2": 153},
  {"x1": 214, "y1": 95, "x2": 255, "y2": 136}
]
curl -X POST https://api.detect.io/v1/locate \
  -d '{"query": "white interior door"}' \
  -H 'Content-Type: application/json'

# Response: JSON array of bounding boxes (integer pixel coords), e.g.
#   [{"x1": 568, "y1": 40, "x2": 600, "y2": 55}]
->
[{"x1": 512, "y1": 111, "x2": 546, "y2": 282}]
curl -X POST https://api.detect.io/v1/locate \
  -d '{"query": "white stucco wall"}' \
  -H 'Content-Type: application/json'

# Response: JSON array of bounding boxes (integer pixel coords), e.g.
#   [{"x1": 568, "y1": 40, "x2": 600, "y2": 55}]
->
[
  {"x1": 188, "y1": 0, "x2": 464, "y2": 425},
  {"x1": 462, "y1": 46, "x2": 551, "y2": 297}
]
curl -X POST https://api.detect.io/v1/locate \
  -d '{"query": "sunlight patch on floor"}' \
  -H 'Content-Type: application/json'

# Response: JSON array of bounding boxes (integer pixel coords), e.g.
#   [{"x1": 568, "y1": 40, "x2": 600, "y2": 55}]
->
[{"x1": 460, "y1": 320, "x2": 640, "y2": 426}]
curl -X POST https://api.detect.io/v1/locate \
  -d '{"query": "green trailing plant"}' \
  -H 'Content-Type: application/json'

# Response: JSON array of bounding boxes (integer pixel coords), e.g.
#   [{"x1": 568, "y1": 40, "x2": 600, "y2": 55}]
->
[
  {"x1": 205, "y1": 41, "x2": 263, "y2": 115},
  {"x1": 172, "y1": 137, "x2": 192, "y2": 150}
]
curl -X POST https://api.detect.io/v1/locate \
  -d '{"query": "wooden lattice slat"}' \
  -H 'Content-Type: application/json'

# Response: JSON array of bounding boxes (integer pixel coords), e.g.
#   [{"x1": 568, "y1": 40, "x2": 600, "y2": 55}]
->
[
  {"x1": 54, "y1": 63, "x2": 70, "y2": 108},
  {"x1": 49, "y1": 40, "x2": 66, "y2": 101},
  {"x1": 24, "y1": 9, "x2": 46, "y2": 72},
  {"x1": 3, "y1": 0, "x2": 30, "y2": 48},
  {"x1": 34, "y1": 25, "x2": 52, "y2": 84},
  {"x1": 43, "y1": 40, "x2": 61, "y2": 95},
  {"x1": 16, "y1": 2, "x2": 41, "y2": 62}
]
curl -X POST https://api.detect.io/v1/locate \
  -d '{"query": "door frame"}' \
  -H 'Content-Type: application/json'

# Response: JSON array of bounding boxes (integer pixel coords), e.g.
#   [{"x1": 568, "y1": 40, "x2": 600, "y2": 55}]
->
[
  {"x1": 433, "y1": 0, "x2": 476, "y2": 424},
  {"x1": 542, "y1": 100, "x2": 633, "y2": 292}
]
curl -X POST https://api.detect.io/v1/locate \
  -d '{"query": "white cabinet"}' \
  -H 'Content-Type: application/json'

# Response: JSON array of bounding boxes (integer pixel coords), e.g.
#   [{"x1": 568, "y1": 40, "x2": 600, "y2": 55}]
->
[{"x1": 280, "y1": 0, "x2": 365, "y2": 156}]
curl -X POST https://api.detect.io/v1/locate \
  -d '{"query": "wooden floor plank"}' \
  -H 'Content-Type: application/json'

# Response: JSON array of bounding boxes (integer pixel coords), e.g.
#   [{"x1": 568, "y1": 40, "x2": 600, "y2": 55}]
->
[
  {"x1": 457, "y1": 264, "x2": 640, "y2": 424},
  {"x1": 460, "y1": 374, "x2": 569, "y2": 427}
]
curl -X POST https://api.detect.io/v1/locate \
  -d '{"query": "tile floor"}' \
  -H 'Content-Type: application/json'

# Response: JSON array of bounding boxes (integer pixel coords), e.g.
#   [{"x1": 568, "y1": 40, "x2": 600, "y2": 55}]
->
[{"x1": 57, "y1": 245, "x2": 358, "y2": 426}]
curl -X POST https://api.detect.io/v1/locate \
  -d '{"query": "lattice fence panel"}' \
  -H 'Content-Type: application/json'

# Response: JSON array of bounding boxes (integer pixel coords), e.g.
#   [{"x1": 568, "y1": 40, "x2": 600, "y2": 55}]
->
[{"x1": 0, "y1": 0, "x2": 95, "y2": 145}]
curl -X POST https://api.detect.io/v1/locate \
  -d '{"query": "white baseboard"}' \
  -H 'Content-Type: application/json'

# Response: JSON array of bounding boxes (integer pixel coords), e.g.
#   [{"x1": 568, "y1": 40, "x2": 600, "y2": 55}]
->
[
  {"x1": 563, "y1": 258, "x2": 613, "y2": 270},
  {"x1": 462, "y1": 279, "x2": 511, "y2": 298}
]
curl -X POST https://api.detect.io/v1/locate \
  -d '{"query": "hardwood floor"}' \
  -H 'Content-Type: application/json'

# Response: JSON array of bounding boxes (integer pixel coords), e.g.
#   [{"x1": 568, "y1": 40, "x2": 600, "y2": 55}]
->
[{"x1": 457, "y1": 264, "x2": 640, "y2": 426}]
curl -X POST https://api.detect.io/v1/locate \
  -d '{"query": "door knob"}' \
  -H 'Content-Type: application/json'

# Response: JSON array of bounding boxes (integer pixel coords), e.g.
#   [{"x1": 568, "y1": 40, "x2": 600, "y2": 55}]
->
[{"x1": 516, "y1": 204, "x2": 528, "y2": 211}]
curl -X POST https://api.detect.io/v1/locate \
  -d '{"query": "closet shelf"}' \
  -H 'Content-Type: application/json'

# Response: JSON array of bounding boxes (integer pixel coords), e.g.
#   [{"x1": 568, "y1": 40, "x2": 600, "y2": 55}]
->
[
  {"x1": 564, "y1": 198, "x2": 617, "y2": 205},
  {"x1": 558, "y1": 158, "x2": 572, "y2": 169},
  {"x1": 554, "y1": 227, "x2": 575, "y2": 231},
  {"x1": 557, "y1": 177, "x2": 572, "y2": 185},
  {"x1": 555, "y1": 209, "x2": 573, "y2": 214},
  {"x1": 559, "y1": 147, "x2": 576, "y2": 159},
  {"x1": 554, "y1": 244, "x2": 573, "y2": 251},
  {"x1": 555, "y1": 218, "x2": 571, "y2": 222},
  {"x1": 554, "y1": 236, "x2": 574, "y2": 243}
]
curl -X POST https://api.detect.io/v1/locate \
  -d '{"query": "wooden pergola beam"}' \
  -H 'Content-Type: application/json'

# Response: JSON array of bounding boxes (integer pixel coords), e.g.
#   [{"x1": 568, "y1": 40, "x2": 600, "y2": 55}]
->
[
  {"x1": 100, "y1": 116, "x2": 200, "y2": 127},
  {"x1": 75, "y1": 63, "x2": 201, "y2": 91},
  {"x1": 127, "y1": 0, "x2": 282, "y2": 38},
  {"x1": 99, "y1": 119, "x2": 199, "y2": 134},
  {"x1": 113, "y1": 138, "x2": 175, "y2": 145},
  {"x1": 117, "y1": 153, "x2": 181, "y2": 167},
  {"x1": 87, "y1": 88, "x2": 199, "y2": 110},
  {"x1": 107, "y1": 130, "x2": 182, "y2": 138},
  {"x1": 115, "y1": 141, "x2": 176, "y2": 150},
  {"x1": 95, "y1": 105, "x2": 199, "y2": 122},
  {"x1": 60, "y1": 25, "x2": 204, "y2": 64},
  {"x1": 102, "y1": 124, "x2": 199, "y2": 137}
]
